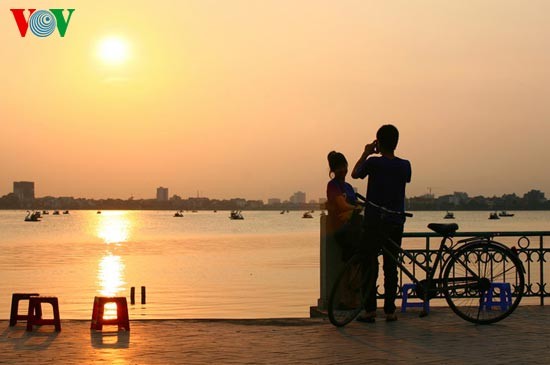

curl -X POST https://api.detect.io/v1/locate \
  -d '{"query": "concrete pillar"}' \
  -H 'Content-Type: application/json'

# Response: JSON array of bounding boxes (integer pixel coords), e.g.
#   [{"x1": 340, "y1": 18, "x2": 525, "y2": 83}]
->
[{"x1": 311, "y1": 215, "x2": 345, "y2": 316}]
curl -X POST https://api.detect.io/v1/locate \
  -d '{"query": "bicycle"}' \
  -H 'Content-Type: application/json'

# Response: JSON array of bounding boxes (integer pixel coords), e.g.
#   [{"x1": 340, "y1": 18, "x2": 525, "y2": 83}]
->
[{"x1": 328, "y1": 201, "x2": 526, "y2": 327}]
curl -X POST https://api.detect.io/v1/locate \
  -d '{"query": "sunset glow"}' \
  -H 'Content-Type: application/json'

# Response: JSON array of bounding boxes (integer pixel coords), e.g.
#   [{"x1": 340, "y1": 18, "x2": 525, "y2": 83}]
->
[
  {"x1": 2, "y1": 1, "x2": 550, "y2": 200},
  {"x1": 97, "y1": 36, "x2": 130, "y2": 65}
]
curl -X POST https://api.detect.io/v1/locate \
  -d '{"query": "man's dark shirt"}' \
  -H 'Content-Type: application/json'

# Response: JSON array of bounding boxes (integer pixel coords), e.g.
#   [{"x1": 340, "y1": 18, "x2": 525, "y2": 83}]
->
[{"x1": 355, "y1": 155, "x2": 411, "y2": 222}]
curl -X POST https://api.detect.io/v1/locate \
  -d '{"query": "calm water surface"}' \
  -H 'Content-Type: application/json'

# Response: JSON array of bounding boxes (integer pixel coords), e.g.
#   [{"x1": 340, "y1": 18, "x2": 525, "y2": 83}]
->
[{"x1": 0, "y1": 210, "x2": 548, "y2": 319}]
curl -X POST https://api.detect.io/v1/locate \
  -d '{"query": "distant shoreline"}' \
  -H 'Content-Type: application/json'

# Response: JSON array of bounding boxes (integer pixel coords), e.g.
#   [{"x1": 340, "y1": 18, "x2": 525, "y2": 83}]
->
[
  {"x1": 1, "y1": 188, "x2": 548, "y2": 211},
  {"x1": 2, "y1": 208, "x2": 550, "y2": 212}
]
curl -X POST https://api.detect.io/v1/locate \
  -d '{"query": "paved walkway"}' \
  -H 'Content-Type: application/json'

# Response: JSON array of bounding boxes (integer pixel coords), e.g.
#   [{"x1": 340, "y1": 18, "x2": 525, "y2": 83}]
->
[{"x1": 0, "y1": 306, "x2": 548, "y2": 364}]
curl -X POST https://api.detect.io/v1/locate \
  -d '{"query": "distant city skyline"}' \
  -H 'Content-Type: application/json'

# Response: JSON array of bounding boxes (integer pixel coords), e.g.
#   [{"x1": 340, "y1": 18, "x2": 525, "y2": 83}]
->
[
  {"x1": 2, "y1": 1, "x2": 550, "y2": 201},
  {"x1": 1, "y1": 182, "x2": 547, "y2": 211},
  {"x1": 2, "y1": 179, "x2": 549, "y2": 203},
  {"x1": 4, "y1": 181, "x2": 320, "y2": 203},
  {"x1": 2, "y1": 180, "x2": 547, "y2": 205}
]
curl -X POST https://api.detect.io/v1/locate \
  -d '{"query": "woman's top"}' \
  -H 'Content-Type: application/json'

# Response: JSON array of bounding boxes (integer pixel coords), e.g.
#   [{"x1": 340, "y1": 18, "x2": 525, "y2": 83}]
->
[{"x1": 326, "y1": 178, "x2": 357, "y2": 233}]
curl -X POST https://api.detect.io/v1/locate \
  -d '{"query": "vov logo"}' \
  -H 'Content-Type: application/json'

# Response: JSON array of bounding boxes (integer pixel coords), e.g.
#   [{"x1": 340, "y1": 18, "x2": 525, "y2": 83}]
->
[{"x1": 11, "y1": 9, "x2": 75, "y2": 37}]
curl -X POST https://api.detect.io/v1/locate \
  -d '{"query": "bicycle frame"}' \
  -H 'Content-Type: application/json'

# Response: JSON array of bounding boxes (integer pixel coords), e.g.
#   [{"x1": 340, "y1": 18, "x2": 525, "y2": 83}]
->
[
  {"x1": 377, "y1": 233, "x2": 485, "y2": 294},
  {"x1": 357, "y1": 199, "x2": 499, "y2": 301}
]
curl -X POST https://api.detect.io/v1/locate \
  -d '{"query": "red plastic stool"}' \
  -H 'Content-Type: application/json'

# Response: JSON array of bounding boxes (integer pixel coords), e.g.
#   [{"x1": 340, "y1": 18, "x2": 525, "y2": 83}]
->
[
  {"x1": 91, "y1": 296, "x2": 130, "y2": 331},
  {"x1": 10, "y1": 293, "x2": 40, "y2": 326},
  {"x1": 26, "y1": 296, "x2": 61, "y2": 332}
]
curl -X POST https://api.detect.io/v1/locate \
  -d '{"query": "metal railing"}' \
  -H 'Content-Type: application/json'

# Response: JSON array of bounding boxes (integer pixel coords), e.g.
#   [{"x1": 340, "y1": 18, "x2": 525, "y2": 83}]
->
[
  {"x1": 400, "y1": 231, "x2": 550, "y2": 305},
  {"x1": 314, "y1": 216, "x2": 550, "y2": 315}
]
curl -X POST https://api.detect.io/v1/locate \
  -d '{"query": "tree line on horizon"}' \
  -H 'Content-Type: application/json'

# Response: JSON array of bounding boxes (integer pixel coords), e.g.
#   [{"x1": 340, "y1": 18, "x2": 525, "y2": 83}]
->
[{"x1": 407, "y1": 189, "x2": 548, "y2": 211}]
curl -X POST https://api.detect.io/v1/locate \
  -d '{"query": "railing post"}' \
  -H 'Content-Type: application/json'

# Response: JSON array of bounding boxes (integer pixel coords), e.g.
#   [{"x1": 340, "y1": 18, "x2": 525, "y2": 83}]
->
[
  {"x1": 426, "y1": 236, "x2": 431, "y2": 274},
  {"x1": 540, "y1": 235, "x2": 544, "y2": 306}
]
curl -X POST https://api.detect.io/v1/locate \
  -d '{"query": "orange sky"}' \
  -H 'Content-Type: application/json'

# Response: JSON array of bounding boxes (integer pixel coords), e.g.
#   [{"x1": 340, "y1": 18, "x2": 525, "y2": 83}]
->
[{"x1": 1, "y1": 1, "x2": 550, "y2": 201}]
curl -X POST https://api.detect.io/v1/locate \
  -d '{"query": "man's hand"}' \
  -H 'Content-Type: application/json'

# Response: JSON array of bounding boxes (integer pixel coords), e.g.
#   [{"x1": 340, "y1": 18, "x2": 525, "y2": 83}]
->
[
  {"x1": 364, "y1": 140, "x2": 378, "y2": 156},
  {"x1": 352, "y1": 139, "x2": 378, "y2": 179}
]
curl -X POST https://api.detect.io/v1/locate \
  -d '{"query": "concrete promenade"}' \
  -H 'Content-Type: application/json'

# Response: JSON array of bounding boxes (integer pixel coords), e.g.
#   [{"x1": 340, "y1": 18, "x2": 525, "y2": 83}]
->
[{"x1": 0, "y1": 306, "x2": 548, "y2": 364}]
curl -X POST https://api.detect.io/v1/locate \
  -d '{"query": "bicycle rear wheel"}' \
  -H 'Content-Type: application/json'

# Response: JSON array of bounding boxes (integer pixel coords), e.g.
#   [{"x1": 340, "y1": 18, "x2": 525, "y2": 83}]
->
[
  {"x1": 328, "y1": 254, "x2": 370, "y2": 327},
  {"x1": 443, "y1": 241, "x2": 525, "y2": 324}
]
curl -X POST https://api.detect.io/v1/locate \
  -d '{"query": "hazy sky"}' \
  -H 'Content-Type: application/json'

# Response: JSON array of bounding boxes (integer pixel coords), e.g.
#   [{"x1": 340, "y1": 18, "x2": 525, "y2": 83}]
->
[{"x1": 1, "y1": 1, "x2": 550, "y2": 201}]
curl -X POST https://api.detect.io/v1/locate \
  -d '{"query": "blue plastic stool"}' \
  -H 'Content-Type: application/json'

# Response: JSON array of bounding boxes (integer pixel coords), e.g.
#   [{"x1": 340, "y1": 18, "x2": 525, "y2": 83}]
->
[
  {"x1": 401, "y1": 283, "x2": 430, "y2": 313},
  {"x1": 481, "y1": 283, "x2": 512, "y2": 311}
]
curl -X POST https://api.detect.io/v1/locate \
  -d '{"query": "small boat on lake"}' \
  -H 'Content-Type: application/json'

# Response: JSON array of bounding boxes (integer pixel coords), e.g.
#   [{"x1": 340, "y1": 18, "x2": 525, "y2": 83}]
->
[
  {"x1": 489, "y1": 212, "x2": 500, "y2": 220},
  {"x1": 302, "y1": 212, "x2": 313, "y2": 219},
  {"x1": 280, "y1": 210, "x2": 285, "y2": 214},
  {"x1": 174, "y1": 211, "x2": 184, "y2": 217},
  {"x1": 499, "y1": 211, "x2": 515, "y2": 217},
  {"x1": 24, "y1": 211, "x2": 41, "y2": 222},
  {"x1": 230, "y1": 210, "x2": 244, "y2": 220},
  {"x1": 42, "y1": 210, "x2": 49, "y2": 215},
  {"x1": 52, "y1": 210, "x2": 60, "y2": 215},
  {"x1": 63, "y1": 210, "x2": 70, "y2": 215},
  {"x1": 97, "y1": 211, "x2": 102, "y2": 214},
  {"x1": 444, "y1": 211, "x2": 455, "y2": 219}
]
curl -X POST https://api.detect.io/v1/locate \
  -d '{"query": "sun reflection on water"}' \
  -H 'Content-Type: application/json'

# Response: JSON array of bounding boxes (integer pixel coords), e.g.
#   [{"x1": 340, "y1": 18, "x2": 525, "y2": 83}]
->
[
  {"x1": 98, "y1": 254, "x2": 125, "y2": 296},
  {"x1": 95, "y1": 211, "x2": 130, "y2": 319},
  {"x1": 97, "y1": 211, "x2": 130, "y2": 245},
  {"x1": 98, "y1": 254, "x2": 125, "y2": 319}
]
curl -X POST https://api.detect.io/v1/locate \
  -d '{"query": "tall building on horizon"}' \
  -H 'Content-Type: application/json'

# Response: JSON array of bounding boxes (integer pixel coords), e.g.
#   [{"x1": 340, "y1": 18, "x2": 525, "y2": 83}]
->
[
  {"x1": 289, "y1": 191, "x2": 306, "y2": 204},
  {"x1": 156, "y1": 187, "x2": 169, "y2": 201},
  {"x1": 13, "y1": 181, "x2": 34, "y2": 201}
]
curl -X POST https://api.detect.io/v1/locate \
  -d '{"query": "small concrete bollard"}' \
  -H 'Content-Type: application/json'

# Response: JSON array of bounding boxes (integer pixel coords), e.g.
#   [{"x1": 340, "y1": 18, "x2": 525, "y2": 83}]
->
[
  {"x1": 130, "y1": 287, "x2": 135, "y2": 305},
  {"x1": 141, "y1": 286, "x2": 146, "y2": 304}
]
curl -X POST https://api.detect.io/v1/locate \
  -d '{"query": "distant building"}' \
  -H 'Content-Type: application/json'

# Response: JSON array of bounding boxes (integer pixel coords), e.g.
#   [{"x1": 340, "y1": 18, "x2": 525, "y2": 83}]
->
[
  {"x1": 156, "y1": 187, "x2": 169, "y2": 201},
  {"x1": 246, "y1": 200, "x2": 264, "y2": 209},
  {"x1": 230, "y1": 198, "x2": 247, "y2": 208},
  {"x1": 187, "y1": 197, "x2": 210, "y2": 209},
  {"x1": 290, "y1": 191, "x2": 306, "y2": 204},
  {"x1": 13, "y1": 181, "x2": 34, "y2": 201},
  {"x1": 268, "y1": 198, "x2": 281, "y2": 205}
]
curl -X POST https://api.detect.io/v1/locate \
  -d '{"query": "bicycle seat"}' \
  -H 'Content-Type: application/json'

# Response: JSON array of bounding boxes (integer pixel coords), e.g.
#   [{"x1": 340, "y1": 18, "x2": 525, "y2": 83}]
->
[{"x1": 427, "y1": 223, "x2": 459, "y2": 236}]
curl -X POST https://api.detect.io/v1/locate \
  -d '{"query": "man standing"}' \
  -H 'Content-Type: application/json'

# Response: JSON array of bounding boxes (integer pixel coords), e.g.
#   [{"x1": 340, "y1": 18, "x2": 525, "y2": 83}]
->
[{"x1": 352, "y1": 124, "x2": 412, "y2": 322}]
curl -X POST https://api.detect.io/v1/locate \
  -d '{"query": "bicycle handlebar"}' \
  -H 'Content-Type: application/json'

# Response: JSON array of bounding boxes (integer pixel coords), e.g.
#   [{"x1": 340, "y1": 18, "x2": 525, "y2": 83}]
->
[{"x1": 354, "y1": 193, "x2": 413, "y2": 218}]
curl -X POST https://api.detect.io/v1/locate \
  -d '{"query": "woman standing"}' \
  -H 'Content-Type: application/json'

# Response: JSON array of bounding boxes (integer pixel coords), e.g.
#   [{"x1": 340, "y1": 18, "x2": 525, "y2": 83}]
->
[{"x1": 326, "y1": 151, "x2": 361, "y2": 261}]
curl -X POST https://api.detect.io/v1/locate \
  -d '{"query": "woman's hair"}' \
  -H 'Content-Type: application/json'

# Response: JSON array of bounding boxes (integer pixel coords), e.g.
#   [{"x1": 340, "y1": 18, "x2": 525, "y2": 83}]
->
[{"x1": 327, "y1": 151, "x2": 348, "y2": 177}]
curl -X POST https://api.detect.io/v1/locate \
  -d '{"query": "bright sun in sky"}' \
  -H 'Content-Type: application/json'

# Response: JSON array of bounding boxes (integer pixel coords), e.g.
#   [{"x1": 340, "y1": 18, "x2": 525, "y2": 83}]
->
[{"x1": 97, "y1": 37, "x2": 130, "y2": 65}]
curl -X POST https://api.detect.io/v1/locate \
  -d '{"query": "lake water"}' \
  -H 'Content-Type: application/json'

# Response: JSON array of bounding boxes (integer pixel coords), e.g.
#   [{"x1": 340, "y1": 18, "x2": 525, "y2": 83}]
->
[{"x1": 0, "y1": 210, "x2": 548, "y2": 319}]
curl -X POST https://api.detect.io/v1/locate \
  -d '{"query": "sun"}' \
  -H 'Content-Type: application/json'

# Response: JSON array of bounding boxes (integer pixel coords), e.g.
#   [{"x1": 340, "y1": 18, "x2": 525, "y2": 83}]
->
[{"x1": 97, "y1": 37, "x2": 130, "y2": 65}]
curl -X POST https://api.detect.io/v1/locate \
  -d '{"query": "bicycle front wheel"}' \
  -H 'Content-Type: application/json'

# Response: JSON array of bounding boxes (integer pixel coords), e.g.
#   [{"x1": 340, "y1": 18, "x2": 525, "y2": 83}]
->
[
  {"x1": 328, "y1": 254, "x2": 370, "y2": 327},
  {"x1": 443, "y1": 241, "x2": 525, "y2": 324}
]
